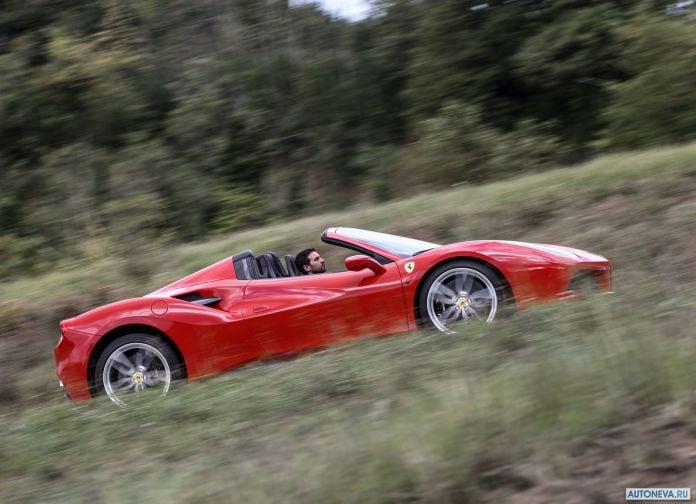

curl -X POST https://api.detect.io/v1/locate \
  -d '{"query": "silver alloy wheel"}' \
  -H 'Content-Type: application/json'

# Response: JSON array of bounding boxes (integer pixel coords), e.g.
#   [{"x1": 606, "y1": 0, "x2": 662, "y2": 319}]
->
[
  {"x1": 425, "y1": 267, "x2": 498, "y2": 333},
  {"x1": 102, "y1": 342, "x2": 171, "y2": 407}
]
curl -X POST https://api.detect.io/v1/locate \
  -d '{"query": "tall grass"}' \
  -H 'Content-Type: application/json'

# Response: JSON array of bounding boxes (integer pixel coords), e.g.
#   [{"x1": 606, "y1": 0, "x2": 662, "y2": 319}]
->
[{"x1": 2, "y1": 291, "x2": 695, "y2": 503}]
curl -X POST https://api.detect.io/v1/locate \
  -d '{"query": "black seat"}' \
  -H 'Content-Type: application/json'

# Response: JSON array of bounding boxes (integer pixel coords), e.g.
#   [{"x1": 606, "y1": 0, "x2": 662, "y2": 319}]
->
[
  {"x1": 256, "y1": 254, "x2": 270, "y2": 278},
  {"x1": 264, "y1": 252, "x2": 288, "y2": 278},
  {"x1": 256, "y1": 252, "x2": 288, "y2": 278},
  {"x1": 285, "y1": 254, "x2": 302, "y2": 276}
]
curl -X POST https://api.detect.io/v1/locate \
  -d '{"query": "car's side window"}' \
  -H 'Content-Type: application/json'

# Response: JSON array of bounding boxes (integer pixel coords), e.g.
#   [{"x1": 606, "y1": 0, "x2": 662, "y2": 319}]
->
[{"x1": 320, "y1": 238, "x2": 392, "y2": 265}]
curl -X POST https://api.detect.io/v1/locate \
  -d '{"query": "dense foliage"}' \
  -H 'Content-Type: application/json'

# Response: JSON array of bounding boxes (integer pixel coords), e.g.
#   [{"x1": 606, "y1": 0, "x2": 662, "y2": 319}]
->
[{"x1": 1, "y1": 0, "x2": 694, "y2": 278}]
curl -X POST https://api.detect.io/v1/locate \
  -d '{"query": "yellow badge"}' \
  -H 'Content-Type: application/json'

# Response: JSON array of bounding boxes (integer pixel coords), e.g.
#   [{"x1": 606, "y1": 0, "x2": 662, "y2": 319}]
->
[{"x1": 404, "y1": 262, "x2": 415, "y2": 274}]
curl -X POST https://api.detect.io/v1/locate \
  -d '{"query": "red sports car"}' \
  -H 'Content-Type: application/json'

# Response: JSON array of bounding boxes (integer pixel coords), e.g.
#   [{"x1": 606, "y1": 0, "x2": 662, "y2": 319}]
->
[{"x1": 55, "y1": 227, "x2": 611, "y2": 406}]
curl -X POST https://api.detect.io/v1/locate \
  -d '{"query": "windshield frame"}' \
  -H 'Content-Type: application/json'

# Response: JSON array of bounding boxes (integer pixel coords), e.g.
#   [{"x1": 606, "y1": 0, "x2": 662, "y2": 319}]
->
[{"x1": 322, "y1": 227, "x2": 441, "y2": 260}]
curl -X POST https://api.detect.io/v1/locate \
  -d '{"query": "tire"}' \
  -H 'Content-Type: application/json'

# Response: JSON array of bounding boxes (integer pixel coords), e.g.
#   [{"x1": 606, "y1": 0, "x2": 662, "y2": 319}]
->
[
  {"x1": 95, "y1": 333, "x2": 184, "y2": 407},
  {"x1": 418, "y1": 260, "x2": 508, "y2": 333}
]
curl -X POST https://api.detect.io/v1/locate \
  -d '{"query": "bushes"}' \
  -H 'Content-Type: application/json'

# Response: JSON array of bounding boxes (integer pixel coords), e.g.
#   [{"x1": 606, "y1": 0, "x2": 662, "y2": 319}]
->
[
  {"x1": 0, "y1": 234, "x2": 46, "y2": 279},
  {"x1": 377, "y1": 102, "x2": 569, "y2": 193}
]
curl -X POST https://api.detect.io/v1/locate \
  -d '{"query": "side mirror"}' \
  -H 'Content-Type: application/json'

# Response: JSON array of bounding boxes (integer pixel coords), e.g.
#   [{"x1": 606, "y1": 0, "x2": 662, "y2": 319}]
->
[{"x1": 345, "y1": 255, "x2": 386, "y2": 275}]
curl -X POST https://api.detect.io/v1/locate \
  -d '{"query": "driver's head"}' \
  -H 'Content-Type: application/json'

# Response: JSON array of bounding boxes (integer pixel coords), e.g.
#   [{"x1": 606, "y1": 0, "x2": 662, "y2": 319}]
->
[{"x1": 295, "y1": 248, "x2": 326, "y2": 274}]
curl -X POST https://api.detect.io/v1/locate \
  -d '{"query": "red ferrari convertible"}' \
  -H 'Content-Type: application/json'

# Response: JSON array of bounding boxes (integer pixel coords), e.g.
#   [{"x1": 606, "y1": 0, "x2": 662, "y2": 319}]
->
[{"x1": 55, "y1": 227, "x2": 611, "y2": 406}]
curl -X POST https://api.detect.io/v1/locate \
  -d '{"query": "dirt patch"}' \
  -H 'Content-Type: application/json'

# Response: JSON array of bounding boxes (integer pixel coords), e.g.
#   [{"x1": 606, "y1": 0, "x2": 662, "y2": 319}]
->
[{"x1": 489, "y1": 407, "x2": 696, "y2": 503}]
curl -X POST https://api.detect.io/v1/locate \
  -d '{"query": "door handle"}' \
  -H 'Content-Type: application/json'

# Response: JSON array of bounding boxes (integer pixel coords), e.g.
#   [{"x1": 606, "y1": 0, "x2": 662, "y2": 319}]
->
[{"x1": 252, "y1": 305, "x2": 271, "y2": 313}]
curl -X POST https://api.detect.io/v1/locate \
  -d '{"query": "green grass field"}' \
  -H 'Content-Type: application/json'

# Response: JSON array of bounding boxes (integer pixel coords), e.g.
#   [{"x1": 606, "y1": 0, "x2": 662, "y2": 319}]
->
[{"x1": 1, "y1": 143, "x2": 695, "y2": 503}]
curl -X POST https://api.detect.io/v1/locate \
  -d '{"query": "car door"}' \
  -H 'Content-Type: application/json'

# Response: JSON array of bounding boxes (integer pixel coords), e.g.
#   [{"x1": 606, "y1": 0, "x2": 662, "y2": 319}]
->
[
  {"x1": 242, "y1": 263, "x2": 409, "y2": 357},
  {"x1": 158, "y1": 280, "x2": 269, "y2": 376}
]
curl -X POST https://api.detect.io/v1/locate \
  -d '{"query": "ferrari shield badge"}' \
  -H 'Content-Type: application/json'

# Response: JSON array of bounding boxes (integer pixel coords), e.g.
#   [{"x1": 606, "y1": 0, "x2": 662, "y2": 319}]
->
[{"x1": 404, "y1": 262, "x2": 415, "y2": 274}]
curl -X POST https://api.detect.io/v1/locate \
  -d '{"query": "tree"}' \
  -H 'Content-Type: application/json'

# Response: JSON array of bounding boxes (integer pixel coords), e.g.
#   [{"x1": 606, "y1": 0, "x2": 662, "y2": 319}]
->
[
  {"x1": 512, "y1": 1, "x2": 630, "y2": 151},
  {"x1": 601, "y1": 16, "x2": 696, "y2": 148},
  {"x1": 404, "y1": 0, "x2": 537, "y2": 128}
]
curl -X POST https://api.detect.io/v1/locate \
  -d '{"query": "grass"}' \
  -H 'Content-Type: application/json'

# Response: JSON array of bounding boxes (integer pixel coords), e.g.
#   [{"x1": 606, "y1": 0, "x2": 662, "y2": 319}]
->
[
  {"x1": 2, "y1": 293, "x2": 696, "y2": 503},
  {"x1": 1, "y1": 142, "x2": 696, "y2": 502}
]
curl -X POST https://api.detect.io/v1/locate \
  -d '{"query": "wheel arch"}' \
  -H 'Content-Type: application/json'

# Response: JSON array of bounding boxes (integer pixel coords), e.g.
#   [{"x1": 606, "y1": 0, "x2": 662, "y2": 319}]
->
[
  {"x1": 87, "y1": 324, "x2": 187, "y2": 397},
  {"x1": 413, "y1": 256, "x2": 514, "y2": 324}
]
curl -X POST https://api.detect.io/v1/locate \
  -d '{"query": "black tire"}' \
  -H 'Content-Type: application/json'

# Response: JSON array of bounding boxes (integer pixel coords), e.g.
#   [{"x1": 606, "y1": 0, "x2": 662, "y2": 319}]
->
[
  {"x1": 418, "y1": 260, "x2": 510, "y2": 332},
  {"x1": 95, "y1": 333, "x2": 184, "y2": 407}
]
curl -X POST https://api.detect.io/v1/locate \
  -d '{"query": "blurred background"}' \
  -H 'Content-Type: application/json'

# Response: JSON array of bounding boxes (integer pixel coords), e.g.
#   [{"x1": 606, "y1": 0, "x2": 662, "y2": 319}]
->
[
  {"x1": 0, "y1": 0, "x2": 696, "y2": 504},
  {"x1": 3, "y1": 2, "x2": 696, "y2": 502},
  {"x1": 2, "y1": 0, "x2": 695, "y2": 280}
]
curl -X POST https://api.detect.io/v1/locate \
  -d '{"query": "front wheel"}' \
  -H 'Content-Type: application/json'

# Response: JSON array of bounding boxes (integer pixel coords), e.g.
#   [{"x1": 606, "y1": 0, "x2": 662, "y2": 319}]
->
[
  {"x1": 95, "y1": 334, "x2": 184, "y2": 407},
  {"x1": 419, "y1": 260, "x2": 507, "y2": 333}
]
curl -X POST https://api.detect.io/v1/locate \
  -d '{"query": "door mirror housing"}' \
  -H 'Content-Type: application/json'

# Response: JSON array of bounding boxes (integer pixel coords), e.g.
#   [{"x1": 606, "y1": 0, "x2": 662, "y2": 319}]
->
[{"x1": 345, "y1": 255, "x2": 386, "y2": 275}]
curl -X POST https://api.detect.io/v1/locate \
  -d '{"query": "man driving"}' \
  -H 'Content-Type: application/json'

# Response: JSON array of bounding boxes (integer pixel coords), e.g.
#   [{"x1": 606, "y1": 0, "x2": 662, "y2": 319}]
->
[{"x1": 295, "y1": 248, "x2": 326, "y2": 274}]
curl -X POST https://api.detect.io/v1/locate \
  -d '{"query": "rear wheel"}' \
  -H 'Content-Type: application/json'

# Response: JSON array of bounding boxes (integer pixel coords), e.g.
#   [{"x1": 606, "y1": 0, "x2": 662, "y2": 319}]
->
[
  {"x1": 419, "y1": 260, "x2": 507, "y2": 333},
  {"x1": 95, "y1": 334, "x2": 183, "y2": 407}
]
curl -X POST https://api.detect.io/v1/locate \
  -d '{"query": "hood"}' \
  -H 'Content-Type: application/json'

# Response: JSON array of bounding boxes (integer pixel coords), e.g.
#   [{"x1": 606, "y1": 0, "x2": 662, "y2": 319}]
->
[{"x1": 496, "y1": 241, "x2": 608, "y2": 262}]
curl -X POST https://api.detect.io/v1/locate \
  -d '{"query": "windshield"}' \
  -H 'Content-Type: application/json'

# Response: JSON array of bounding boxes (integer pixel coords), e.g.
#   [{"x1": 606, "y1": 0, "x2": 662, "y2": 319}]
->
[{"x1": 334, "y1": 228, "x2": 440, "y2": 258}]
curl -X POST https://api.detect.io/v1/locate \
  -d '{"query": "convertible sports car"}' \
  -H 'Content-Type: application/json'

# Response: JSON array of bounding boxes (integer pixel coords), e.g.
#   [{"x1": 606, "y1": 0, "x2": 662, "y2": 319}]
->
[{"x1": 55, "y1": 227, "x2": 611, "y2": 406}]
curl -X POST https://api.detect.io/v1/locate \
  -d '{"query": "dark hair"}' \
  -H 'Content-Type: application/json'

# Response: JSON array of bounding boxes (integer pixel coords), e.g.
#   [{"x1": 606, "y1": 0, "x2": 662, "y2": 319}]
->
[{"x1": 294, "y1": 248, "x2": 316, "y2": 274}]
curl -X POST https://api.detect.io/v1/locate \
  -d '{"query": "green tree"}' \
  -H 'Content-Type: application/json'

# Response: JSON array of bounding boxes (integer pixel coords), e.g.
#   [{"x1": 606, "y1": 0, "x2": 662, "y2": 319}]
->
[
  {"x1": 601, "y1": 16, "x2": 696, "y2": 148},
  {"x1": 404, "y1": 0, "x2": 538, "y2": 128},
  {"x1": 512, "y1": 1, "x2": 630, "y2": 151}
]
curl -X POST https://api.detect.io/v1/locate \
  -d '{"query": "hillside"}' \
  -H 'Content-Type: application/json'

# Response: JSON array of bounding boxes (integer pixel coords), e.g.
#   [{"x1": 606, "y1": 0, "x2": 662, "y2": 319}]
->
[{"x1": 1, "y1": 143, "x2": 695, "y2": 503}]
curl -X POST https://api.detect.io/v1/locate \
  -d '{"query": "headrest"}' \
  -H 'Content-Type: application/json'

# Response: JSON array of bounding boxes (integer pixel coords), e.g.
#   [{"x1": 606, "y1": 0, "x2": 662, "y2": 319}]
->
[{"x1": 285, "y1": 254, "x2": 302, "y2": 276}]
